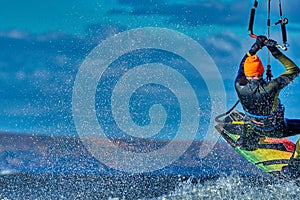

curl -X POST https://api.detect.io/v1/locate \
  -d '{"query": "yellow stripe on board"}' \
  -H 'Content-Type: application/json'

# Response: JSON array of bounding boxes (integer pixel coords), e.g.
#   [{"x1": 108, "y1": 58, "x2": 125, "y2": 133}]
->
[
  {"x1": 256, "y1": 163, "x2": 287, "y2": 173},
  {"x1": 236, "y1": 147, "x2": 292, "y2": 172},
  {"x1": 232, "y1": 121, "x2": 245, "y2": 125}
]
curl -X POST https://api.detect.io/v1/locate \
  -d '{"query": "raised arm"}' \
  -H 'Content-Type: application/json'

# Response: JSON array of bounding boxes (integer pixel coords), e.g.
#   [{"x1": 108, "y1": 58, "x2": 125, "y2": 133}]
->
[{"x1": 266, "y1": 40, "x2": 300, "y2": 89}]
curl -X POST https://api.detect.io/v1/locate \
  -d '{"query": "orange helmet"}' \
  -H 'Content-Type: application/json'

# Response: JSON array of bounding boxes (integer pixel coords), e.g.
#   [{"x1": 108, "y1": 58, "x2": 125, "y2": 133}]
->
[{"x1": 244, "y1": 55, "x2": 264, "y2": 77}]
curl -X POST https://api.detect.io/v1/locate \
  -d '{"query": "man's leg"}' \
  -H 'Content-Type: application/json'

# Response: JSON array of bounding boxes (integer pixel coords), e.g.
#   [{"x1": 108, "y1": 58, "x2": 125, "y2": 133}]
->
[
  {"x1": 285, "y1": 118, "x2": 300, "y2": 137},
  {"x1": 282, "y1": 119, "x2": 300, "y2": 178},
  {"x1": 293, "y1": 139, "x2": 300, "y2": 159},
  {"x1": 238, "y1": 124, "x2": 260, "y2": 151}
]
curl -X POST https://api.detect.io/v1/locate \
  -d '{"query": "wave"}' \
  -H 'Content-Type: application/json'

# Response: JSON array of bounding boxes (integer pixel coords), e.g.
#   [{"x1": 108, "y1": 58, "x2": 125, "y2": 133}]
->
[
  {"x1": 159, "y1": 174, "x2": 300, "y2": 200},
  {"x1": 1, "y1": 173, "x2": 299, "y2": 200}
]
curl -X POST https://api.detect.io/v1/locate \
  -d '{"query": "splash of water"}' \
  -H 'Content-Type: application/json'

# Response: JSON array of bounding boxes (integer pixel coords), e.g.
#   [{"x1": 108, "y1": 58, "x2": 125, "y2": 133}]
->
[{"x1": 159, "y1": 174, "x2": 300, "y2": 200}]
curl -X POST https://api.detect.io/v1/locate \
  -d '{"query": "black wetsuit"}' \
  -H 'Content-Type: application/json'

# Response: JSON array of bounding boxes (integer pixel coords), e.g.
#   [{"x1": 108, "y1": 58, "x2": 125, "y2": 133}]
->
[{"x1": 235, "y1": 43, "x2": 300, "y2": 140}]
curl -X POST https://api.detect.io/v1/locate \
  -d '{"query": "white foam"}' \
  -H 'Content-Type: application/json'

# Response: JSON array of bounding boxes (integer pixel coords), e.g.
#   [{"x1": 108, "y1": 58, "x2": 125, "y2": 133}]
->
[{"x1": 0, "y1": 169, "x2": 18, "y2": 175}]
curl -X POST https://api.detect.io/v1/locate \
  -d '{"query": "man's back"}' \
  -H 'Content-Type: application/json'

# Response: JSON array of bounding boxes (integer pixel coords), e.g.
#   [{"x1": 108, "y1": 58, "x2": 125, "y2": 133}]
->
[{"x1": 235, "y1": 78, "x2": 278, "y2": 116}]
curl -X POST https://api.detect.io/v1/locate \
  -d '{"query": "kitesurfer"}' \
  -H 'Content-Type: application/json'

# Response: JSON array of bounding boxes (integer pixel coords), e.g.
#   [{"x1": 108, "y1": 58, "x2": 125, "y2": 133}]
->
[{"x1": 235, "y1": 35, "x2": 300, "y2": 177}]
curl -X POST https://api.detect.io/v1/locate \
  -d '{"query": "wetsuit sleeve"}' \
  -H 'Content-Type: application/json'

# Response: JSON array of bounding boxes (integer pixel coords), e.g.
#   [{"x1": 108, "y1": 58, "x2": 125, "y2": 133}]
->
[
  {"x1": 235, "y1": 55, "x2": 247, "y2": 82},
  {"x1": 271, "y1": 53, "x2": 300, "y2": 90}
]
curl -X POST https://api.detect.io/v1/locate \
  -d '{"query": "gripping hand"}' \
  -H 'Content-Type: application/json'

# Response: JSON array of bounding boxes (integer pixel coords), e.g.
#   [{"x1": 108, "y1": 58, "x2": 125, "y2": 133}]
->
[
  {"x1": 249, "y1": 35, "x2": 267, "y2": 55},
  {"x1": 265, "y1": 39, "x2": 282, "y2": 58},
  {"x1": 256, "y1": 35, "x2": 268, "y2": 49}
]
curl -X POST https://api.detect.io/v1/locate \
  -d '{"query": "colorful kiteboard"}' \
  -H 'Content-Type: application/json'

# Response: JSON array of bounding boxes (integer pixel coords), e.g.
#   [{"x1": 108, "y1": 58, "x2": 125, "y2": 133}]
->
[{"x1": 215, "y1": 110, "x2": 299, "y2": 182}]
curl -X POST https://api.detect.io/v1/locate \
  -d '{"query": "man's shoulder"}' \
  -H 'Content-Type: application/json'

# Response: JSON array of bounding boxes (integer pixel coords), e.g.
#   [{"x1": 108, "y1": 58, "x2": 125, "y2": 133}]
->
[{"x1": 235, "y1": 76, "x2": 248, "y2": 86}]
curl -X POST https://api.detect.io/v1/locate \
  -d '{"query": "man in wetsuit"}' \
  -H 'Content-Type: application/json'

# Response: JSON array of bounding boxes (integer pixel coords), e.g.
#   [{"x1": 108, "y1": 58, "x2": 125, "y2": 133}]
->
[{"x1": 235, "y1": 35, "x2": 300, "y2": 177}]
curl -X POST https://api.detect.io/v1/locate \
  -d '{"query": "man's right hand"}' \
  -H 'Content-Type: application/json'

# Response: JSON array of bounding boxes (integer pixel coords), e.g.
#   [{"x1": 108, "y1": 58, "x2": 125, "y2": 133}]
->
[
  {"x1": 256, "y1": 35, "x2": 268, "y2": 49},
  {"x1": 265, "y1": 39, "x2": 278, "y2": 51},
  {"x1": 265, "y1": 39, "x2": 282, "y2": 58}
]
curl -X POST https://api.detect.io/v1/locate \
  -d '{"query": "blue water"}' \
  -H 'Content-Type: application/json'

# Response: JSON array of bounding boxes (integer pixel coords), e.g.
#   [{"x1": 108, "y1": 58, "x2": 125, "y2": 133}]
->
[
  {"x1": 1, "y1": 133, "x2": 300, "y2": 199},
  {"x1": 2, "y1": 173, "x2": 300, "y2": 199}
]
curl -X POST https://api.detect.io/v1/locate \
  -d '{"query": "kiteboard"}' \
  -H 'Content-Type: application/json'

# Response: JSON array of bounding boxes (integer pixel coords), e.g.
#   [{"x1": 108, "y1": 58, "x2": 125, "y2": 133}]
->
[{"x1": 215, "y1": 110, "x2": 298, "y2": 181}]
